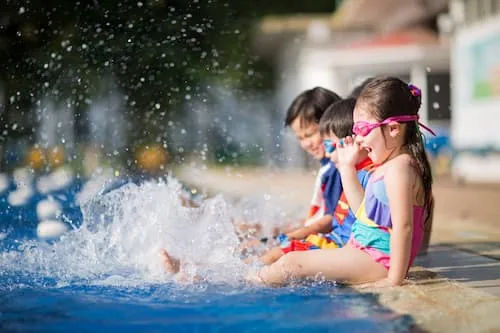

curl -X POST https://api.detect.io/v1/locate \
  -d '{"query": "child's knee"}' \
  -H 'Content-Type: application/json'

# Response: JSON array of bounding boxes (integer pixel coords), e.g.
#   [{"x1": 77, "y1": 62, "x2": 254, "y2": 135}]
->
[{"x1": 276, "y1": 252, "x2": 304, "y2": 278}]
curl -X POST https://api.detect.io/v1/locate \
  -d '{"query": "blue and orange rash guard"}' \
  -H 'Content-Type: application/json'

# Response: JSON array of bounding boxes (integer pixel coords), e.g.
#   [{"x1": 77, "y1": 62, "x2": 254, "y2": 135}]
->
[
  {"x1": 330, "y1": 158, "x2": 374, "y2": 245},
  {"x1": 320, "y1": 160, "x2": 343, "y2": 217},
  {"x1": 305, "y1": 158, "x2": 342, "y2": 226}
]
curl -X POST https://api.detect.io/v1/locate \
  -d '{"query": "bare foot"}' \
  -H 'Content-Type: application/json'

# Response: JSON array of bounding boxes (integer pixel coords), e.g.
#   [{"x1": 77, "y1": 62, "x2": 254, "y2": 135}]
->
[{"x1": 160, "y1": 249, "x2": 180, "y2": 274}]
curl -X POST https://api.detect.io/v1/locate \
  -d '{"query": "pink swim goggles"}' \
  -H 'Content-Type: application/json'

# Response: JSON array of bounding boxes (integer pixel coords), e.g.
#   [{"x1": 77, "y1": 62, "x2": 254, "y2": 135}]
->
[{"x1": 353, "y1": 115, "x2": 436, "y2": 137}]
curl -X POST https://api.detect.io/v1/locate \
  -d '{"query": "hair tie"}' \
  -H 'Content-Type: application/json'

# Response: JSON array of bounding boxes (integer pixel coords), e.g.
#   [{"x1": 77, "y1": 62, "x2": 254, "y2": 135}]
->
[{"x1": 408, "y1": 84, "x2": 421, "y2": 97}]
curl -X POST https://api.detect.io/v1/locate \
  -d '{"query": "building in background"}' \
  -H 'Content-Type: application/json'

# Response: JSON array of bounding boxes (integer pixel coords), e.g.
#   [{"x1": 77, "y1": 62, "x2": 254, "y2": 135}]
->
[
  {"x1": 254, "y1": 0, "x2": 450, "y2": 168},
  {"x1": 449, "y1": 0, "x2": 500, "y2": 182},
  {"x1": 255, "y1": 0, "x2": 500, "y2": 183}
]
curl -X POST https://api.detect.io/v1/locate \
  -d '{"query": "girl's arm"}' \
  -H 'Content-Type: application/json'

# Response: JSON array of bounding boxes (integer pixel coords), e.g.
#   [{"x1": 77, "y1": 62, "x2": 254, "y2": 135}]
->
[
  {"x1": 336, "y1": 136, "x2": 364, "y2": 212},
  {"x1": 384, "y1": 157, "x2": 415, "y2": 286},
  {"x1": 286, "y1": 214, "x2": 332, "y2": 239}
]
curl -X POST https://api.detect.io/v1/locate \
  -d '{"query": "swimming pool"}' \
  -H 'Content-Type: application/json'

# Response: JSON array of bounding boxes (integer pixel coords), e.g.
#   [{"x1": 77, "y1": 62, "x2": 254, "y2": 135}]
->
[{"x1": 0, "y1": 170, "x2": 416, "y2": 332}]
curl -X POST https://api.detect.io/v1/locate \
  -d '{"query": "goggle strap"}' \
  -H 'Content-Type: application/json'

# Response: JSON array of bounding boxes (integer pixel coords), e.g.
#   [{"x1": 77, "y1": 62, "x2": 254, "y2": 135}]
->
[{"x1": 387, "y1": 116, "x2": 436, "y2": 137}]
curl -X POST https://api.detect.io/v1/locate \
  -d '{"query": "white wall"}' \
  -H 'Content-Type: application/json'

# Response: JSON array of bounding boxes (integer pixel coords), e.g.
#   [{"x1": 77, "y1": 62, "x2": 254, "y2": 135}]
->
[{"x1": 451, "y1": 16, "x2": 500, "y2": 149}]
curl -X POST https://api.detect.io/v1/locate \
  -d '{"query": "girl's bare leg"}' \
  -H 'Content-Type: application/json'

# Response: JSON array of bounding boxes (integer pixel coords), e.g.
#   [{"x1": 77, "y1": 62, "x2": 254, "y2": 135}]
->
[
  {"x1": 257, "y1": 244, "x2": 388, "y2": 285},
  {"x1": 160, "y1": 249, "x2": 180, "y2": 274}
]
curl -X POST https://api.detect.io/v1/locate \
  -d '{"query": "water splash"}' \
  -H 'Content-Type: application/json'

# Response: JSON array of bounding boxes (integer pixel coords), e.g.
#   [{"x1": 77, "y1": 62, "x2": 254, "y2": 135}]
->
[{"x1": 0, "y1": 175, "x2": 256, "y2": 288}]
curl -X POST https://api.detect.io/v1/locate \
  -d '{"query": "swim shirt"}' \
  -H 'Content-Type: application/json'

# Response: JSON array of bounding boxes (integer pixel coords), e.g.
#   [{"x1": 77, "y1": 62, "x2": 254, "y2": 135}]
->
[
  {"x1": 305, "y1": 158, "x2": 342, "y2": 226},
  {"x1": 330, "y1": 158, "x2": 374, "y2": 244}
]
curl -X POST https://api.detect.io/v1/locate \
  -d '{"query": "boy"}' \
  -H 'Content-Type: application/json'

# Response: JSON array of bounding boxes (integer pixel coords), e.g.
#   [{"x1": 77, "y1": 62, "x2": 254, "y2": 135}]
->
[
  {"x1": 284, "y1": 87, "x2": 342, "y2": 228},
  {"x1": 259, "y1": 98, "x2": 374, "y2": 264},
  {"x1": 236, "y1": 87, "x2": 342, "y2": 243}
]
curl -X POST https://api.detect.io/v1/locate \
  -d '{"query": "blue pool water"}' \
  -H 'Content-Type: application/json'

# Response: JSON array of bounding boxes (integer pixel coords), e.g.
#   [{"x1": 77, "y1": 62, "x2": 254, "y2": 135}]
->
[{"x1": 0, "y1": 170, "x2": 416, "y2": 332}]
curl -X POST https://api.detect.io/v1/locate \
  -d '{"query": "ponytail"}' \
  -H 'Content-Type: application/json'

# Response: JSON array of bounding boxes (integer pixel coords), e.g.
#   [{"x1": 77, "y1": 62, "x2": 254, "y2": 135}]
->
[{"x1": 404, "y1": 121, "x2": 433, "y2": 224}]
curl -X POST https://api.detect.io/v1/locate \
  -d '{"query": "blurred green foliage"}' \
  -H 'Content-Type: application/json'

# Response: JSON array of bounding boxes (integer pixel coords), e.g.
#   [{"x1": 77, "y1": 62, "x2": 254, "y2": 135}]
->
[{"x1": 0, "y1": 0, "x2": 336, "y2": 162}]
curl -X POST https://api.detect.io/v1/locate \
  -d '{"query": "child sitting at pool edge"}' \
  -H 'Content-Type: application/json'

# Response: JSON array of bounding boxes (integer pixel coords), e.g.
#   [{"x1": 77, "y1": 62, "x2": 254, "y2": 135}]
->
[
  {"x1": 258, "y1": 98, "x2": 374, "y2": 265},
  {"x1": 236, "y1": 87, "x2": 342, "y2": 248}
]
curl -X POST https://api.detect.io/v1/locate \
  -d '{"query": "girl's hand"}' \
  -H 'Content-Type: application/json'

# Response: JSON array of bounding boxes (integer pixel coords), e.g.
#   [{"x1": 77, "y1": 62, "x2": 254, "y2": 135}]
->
[{"x1": 336, "y1": 135, "x2": 361, "y2": 170}]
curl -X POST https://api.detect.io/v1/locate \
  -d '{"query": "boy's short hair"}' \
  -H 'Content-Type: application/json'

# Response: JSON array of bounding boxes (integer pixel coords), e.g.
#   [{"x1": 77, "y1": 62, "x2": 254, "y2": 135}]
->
[
  {"x1": 284, "y1": 87, "x2": 341, "y2": 128},
  {"x1": 319, "y1": 98, "x2": 357, "y2": 138}
]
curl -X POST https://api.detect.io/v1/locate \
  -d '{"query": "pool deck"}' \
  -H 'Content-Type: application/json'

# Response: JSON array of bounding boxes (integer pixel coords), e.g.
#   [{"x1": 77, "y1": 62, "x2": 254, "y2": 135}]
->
[{"x1": 175, "y1": 165, "x2": 500, "y2": 332}]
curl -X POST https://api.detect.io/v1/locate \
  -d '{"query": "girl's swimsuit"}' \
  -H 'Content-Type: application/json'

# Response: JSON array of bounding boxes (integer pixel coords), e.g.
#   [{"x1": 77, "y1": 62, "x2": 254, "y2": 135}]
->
[{"x1": 348, "y1": 175, "x2": 426, "y2": 270}]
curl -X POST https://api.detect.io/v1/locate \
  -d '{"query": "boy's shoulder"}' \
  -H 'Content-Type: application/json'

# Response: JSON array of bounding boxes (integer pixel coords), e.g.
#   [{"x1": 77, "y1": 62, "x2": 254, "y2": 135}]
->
[{"x1": 354, "y1": 158, "x2": 374, "y2": 187}]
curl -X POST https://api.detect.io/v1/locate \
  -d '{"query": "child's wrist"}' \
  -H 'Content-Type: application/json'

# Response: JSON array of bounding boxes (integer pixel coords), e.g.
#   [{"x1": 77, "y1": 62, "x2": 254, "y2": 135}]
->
[{"x1": 337, "y1": 163, "x2": 356, "y2": 174}]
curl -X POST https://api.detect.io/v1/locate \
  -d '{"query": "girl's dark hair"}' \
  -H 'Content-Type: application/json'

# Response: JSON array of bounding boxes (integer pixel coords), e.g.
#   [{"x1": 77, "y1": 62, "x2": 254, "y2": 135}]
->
[
  {"x1": 348, "y1": 77, "x2": 375, "y2": 99},
  {"x1": 285, "y1": 87, "x2": 341, "y2": 127},
  {"x1": 319, "y1": 98, "x2": 357, "y2": 138},
  {"x1": 357, "y1": 76, "x2": 433, "y2": 223}
]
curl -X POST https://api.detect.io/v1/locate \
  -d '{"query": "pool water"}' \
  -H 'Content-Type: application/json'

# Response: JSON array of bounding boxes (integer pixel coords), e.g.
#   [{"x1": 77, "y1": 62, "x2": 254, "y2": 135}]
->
[{"x1": 0, "y1": 170, "x2": 416, "y2": 332}]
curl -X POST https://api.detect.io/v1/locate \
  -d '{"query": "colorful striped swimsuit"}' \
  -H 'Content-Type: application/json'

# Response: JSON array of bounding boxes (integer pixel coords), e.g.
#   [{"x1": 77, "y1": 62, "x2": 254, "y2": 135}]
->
[{"x1": 348, "y1": 176, "x2": 426, "y2": 270}]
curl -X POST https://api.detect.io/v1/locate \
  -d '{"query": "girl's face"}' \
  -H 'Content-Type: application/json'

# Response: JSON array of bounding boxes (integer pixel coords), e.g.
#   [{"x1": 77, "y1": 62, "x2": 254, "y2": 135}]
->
[
  {"x1": 290, "y1": 116, "x2": 324, "y2": 160},
  {"x1": 353, "y1": 103, "x2": 395, "y2": 165},
  {"x1": 322, "y1": 132, "x2": 340, "y2": 164}
]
